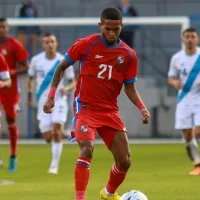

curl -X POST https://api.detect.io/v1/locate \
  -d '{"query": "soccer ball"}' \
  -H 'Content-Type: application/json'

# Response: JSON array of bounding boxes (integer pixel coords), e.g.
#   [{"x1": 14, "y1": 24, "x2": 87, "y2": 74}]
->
[{"x1": 121, "y1": 190, "x2": 148, "y2": 200}]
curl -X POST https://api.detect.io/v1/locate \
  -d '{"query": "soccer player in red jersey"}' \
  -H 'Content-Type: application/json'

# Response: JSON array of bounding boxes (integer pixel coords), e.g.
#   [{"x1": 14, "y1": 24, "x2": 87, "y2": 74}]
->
[
  {"x1": 0, "y1": 53, "x2": 11, "y2": 167},
  {"x1": 0, "y1": 18, "x2": 29, "y2": 172},
  {"x1": 44, "y1": 7, "x2": 150, "y2": 200}
]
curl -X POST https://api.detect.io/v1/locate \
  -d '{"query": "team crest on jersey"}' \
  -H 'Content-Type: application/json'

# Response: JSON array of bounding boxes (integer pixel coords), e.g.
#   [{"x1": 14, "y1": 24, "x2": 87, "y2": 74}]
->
[
  {"x1": 117, "y1": 56, "x2": 124, "y2": 65},
  {"x1": 80, "y1": 125, "x2": 88, "y2": 133},
  {"x1": 1, "y1": 49, "x2": 7, "y2": 56}
]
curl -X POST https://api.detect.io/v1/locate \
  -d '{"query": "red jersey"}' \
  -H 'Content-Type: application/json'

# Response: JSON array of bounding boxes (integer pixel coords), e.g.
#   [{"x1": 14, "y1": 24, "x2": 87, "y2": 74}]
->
[
  {"x1": 0, "y1": 37, "x2": 29, "y2": 95},
  {"x1": 65, "y1": 34, "x2": 137, "y2": 112},
  {"x1": 0, "y1": 53, "x2": 10, "y2": 80}
]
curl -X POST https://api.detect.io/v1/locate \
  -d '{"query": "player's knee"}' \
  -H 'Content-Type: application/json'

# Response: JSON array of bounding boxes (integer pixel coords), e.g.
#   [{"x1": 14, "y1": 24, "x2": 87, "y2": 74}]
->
[
  {"x1": 182, "y1": 129, "x2": 193, "y2": 142},
  {"x1": 45, "y1": 137, "x2": 52, "y2": 143},
  {"x1": 52, "y1": 129, "x2": 62, "y2": 142},
  {"x1": 81, "y1": 146, "x2": 94, "y2": 159},
  {"x1": 43, "y1": 132, "x2": 52, "y2": 143},
  {"x1": 6, "y1": 116, "x2": 16, "y2": 125},
  {"x1": 118, "y1": 155, "x2": 131, "y2": 171},
  {"x1": 79, "y1": 141, "x2": 94, "y2": 160}
]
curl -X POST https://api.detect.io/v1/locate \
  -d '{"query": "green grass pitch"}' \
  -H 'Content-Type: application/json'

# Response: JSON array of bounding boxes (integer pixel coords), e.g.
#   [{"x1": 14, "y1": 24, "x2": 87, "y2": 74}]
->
[{"x1": 0, "y1": 143, "x2": 200, "y2": 200}]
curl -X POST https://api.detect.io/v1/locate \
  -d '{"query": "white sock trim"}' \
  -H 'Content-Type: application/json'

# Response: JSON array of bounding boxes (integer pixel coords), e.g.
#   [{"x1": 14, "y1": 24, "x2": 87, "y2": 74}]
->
[{"x1": 104, "y1": 187, "x2": 114, "y2": 196}]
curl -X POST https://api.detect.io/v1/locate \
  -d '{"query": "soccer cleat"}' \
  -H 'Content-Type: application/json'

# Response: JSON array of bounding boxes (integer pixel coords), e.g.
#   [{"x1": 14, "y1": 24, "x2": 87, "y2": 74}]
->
[
  {"x1": 100, "y1": 188, "x2": 121, "y2": 200},
  {"x1": 48, "y1": 167, "x2": 58, "y2": 174},
  {"x1": 189, "y1": 166, "x2": 200, "y2": 176},
  {"x1": 8, "y1": 156, "x2": 17, "y2": 173}
]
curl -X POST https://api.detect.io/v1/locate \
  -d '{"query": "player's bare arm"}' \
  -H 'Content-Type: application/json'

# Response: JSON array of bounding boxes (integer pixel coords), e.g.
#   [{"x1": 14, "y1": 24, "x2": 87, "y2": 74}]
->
[
  {"x1": 50, "y1": 59, "x2": 70, "y2": 88},
  {"x1": 43, "y1": 59, "x2": 71, "y2": 114},
  {"x1": 9, "y1": 60, "x2": 29, "y2": 76},
  {"x1": 168, "y1": 77, "x2": 182, "y2": 90},
  {"x1": 124, "y1": 82, "x2": 151, "y2": 124},
  {"x1": 27, "y1": 76, "x2": 34, "y2": 106},
  {"x1": 0, "y1": 78, "x2": 11, "y2": 88},
  {"x1": 60, "y1": 78, "x2": 76, "y2": 96}
]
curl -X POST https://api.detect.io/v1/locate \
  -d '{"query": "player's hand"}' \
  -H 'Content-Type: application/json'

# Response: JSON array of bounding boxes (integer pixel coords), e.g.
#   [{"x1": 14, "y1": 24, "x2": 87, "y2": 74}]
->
[
  {"x1": 173, "y1": 80, "x2": 182, "y2": 90},
  {"x1": 27, "y1": 92, "x2": 32, "y2": 107},
  {"x1": 141, "y1": 108, "x2": 151, "y2": 124},
  {"x1": 43, "y1": 97, "x2": 55, "y2": 113},
  {"x1": 60, "y1": 87, "x2": 68, "y2": 96},
  {"x1": 27, "y1": 99, "x2": 32, "y2": 107}
]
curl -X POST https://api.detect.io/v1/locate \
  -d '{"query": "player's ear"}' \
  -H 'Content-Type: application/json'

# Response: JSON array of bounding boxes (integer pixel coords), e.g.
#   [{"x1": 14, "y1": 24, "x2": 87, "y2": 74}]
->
[{"x1": 98, "y1": 22, "x2": 102, "y2": 30}]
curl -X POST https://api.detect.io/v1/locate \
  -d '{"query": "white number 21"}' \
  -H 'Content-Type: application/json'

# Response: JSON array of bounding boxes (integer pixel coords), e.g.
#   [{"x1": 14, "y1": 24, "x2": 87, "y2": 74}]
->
[{"x1": 97, "y1": 64, "x2": 113, "y2": 80}]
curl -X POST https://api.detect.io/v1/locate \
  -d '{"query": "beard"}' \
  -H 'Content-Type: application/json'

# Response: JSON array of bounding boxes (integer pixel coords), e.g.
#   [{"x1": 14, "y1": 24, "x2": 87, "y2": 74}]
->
[{"x1": 187, "y1": 43, "x2": 194, "y2": 50}]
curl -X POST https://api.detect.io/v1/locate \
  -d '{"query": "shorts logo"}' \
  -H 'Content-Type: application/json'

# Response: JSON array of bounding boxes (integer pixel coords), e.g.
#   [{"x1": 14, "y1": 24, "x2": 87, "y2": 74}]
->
[
  {"x1": 82, "y1": 103, "x2": 88, "y2": 109},
  {"x1": 80, "y1": 125, "x2": 88, "y2": 133},
  {"x1": 117, "y1": 56, "x2": 124, "y2": 65}
]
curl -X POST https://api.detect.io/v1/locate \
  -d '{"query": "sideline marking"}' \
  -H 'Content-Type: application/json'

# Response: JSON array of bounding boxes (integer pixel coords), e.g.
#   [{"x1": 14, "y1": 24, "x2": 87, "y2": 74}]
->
[{"x1": 0, "y1": 180, "x2": 15, "y2": 186}]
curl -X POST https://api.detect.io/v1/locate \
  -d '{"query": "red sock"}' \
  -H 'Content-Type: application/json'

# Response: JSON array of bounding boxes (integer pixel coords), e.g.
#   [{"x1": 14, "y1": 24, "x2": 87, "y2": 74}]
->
[
  {"x1": 75, "y1": 156, "x2": 91, "y2": 200},
  {"x1": 8, "y1": 123, "x2": 19, "y2": 157},
  {"x1": 106, "y1": 163, "x2": 128, "y2": 194}
]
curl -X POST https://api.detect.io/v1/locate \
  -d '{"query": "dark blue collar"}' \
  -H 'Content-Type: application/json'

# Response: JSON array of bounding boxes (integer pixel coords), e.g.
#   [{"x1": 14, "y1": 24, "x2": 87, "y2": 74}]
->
[{"x1": 99, "y1": 33, "x2": 121, "y2": 49}]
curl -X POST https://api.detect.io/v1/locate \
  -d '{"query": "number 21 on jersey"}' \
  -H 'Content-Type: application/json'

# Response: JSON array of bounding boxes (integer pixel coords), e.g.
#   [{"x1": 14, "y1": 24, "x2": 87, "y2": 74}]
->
[{"x1": 97, "y1": 64, "x2": 113, "y2": 80}]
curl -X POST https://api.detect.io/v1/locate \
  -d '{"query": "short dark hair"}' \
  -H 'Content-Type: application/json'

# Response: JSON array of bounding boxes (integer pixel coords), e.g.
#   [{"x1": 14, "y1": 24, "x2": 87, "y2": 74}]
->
[
  {"x1": 101, "y1": 7, "x2": 122, "y2": 21},
  {"x1": 0, "y1": 18, "x2": 7, "y2": 23},
  {"x1": 43, "y1": 33, "x2": 56, "y2": 38},
  {"x1": 183, "y1": 27, "x2": 198, "y2": 35}
]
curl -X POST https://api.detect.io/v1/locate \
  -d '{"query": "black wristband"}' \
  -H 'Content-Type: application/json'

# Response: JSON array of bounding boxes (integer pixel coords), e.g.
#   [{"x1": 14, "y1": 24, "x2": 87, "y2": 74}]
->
[{"x1": 28, "y1": 92, "x2": 32, "y2": 101}]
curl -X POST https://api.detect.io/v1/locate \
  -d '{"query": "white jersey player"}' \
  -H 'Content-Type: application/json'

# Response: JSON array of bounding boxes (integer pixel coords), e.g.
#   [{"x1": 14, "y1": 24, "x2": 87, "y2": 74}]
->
[
  {"x1": 28, "y1": 33, "x2": 76, "y2": 174},
  {"x1": 168, "y1": 27, "x2": 200, "y2": 176}
]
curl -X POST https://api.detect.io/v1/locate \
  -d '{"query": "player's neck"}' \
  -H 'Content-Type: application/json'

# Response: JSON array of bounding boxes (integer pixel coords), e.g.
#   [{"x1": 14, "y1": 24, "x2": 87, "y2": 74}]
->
[
  {"x1": 100, "y1": 34, "x2": 119, "y2": 46},
  {"x1": 0, "y1": 36, "x2": 7, "y2": 43},
  {"x1": 185, "y1": 47, "x2": 197, "y2": 55},
  {"x1": 45, "y1": 52, "x2": 57, "y2": 60}
]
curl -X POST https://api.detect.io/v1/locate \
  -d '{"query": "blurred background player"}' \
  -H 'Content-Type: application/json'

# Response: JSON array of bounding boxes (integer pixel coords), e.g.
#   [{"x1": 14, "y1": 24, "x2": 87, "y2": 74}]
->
[
  {"x1": 43, "y1": 7, "x2": 150, "y2": 200},
  {"x1": 0, "y1": 53, "x2": 11, "y2": 168},
  {"x1": 0, "y1": 18, "x2": 29, "y2": 172},
  {"x1": 117, "y1": 0, "x2": 138, "y2": 48},
  {"x1": 28, "y1": 33, "x2": 76, "y2": 174},
  {"x1": 168, "y1": 27, "x2": 200, "y2": 176},
  {"x1": 15, "y1": 0, "x2": 40, "y2": 56}
]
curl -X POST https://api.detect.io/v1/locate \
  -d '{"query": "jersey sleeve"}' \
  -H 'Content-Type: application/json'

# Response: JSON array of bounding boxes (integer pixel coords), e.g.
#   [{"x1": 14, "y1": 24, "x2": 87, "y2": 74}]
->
[
  {"x1": 28, "y1": 57, "x2": 36, "y2": 77},
  {"x1": 124, "y1": 51, "x2": 137, "y2": 84},
  {"x1": 64, "y1": 65, "x2": 75, "y2": 80},
  {"x1": 0, "y1": 54, "x2": 10, "y2": 80},
  {"x1": 168, "y1": 55, "x2": 179, "y2": 78},
  {"x1": 64, "y1": 38, "x2": 85, "y2": 65},
  {"x1": 12, "y1": 38, "x2": 29, "y2": 63}
]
